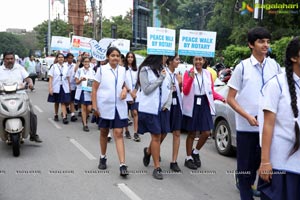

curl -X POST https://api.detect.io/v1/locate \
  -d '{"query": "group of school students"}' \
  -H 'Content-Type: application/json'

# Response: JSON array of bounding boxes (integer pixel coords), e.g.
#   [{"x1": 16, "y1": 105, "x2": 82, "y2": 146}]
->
[
  {"x1": 227, "y1": 27, "x2": 300, "y2": 200},
  {"x1": 46, "y1": 26, "x2": 300, "y2": 199}
]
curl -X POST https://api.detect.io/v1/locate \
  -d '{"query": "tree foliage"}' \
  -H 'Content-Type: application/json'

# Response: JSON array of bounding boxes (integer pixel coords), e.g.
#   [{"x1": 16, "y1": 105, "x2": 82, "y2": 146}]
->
[{"x1": 0, "y1": 32, "x2": 28, "y2": 57}]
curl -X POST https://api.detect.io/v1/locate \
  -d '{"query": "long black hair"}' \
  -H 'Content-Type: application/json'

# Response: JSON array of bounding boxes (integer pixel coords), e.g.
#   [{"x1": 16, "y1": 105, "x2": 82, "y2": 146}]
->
[
  {"x1": 137, "y1": 55, "x2": 163, "y2": 86},
  {"x1": 125, "y1": 52, "x2": 137, "y2": 71},
  {"x1": 285, "y1": 36, "x2": 300, "y2": 156}
]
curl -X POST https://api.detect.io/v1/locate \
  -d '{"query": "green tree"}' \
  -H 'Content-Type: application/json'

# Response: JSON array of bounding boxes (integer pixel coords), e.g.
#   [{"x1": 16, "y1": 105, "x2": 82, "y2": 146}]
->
[
  {"x1": 101, "y1": 10, "x2": 132, "y2": 41},
  {"x1": 33, "y1": 19, "x2": 73, "y2": 49},
  {"x1": 0, "y1": 32, "x2": 28, "y2": 57}
]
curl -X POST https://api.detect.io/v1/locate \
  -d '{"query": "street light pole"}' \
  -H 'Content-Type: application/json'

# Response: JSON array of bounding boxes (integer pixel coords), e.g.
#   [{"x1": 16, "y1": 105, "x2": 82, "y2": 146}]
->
[{"x1": 48, "y1": 0, "x2": 51, "y2": 56}]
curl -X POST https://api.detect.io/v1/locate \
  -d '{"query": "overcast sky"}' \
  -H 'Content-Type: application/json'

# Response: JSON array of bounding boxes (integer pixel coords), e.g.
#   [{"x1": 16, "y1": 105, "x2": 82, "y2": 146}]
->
[{"x1": 0, "y1": 0, "x2": 133, "y2": 32}]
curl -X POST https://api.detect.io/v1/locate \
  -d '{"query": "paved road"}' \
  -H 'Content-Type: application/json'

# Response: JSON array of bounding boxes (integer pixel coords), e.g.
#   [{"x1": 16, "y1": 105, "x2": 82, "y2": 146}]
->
[{"x1": 0, "y1": 80, "x2": 256, "y2": 200}]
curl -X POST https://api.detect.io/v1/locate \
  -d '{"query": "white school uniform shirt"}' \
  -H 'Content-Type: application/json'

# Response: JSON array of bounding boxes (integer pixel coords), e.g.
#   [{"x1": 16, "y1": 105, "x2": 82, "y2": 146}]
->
[
  {"x1": 75, "y1": 67, "x2": 95, "y2": 102},
  {"x1": 182, "y1": 68, "x2": 215, "y2": 117},
  {"x1": 0, "y1": 63, "x2": 29, "y2": 84},
  {"x1": 261, "y1": 72, "x2": 300, "y2": 174},
  {"x1": 125, "y1": 67, "x2": 138, "y2": 101},
  {"x1": 65, "y1": 62, "x2": 77, "y2": 91},
  {"x1": 227, "y1": 55, "x2": 281, "y2": 132},
  {"x1": 48, "y1": 63, "x2": 71, "y2": 93},
  {"x1": 166, "y1": 67, "x2": 182, "y2": 110},
  {"x1": 138, "y1": 66, "x2": 163, "y2": 115},
  {"x1": 94, "y1": 63, "x2": 127, "y2": 120}
]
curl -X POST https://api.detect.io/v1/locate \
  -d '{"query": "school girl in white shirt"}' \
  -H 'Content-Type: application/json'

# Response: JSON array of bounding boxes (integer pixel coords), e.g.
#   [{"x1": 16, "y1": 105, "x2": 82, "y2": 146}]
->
[
  {"x1": 138, "y1": 54, "x2": 172, "y2": 180},
  {"x1": 47, "y1": 53, "x2": 71, "y2": 124},
  {"x1": 182, "y1": 56, "x2": 225, "y2": 170},
  {"x1": 124, "y1": 52, "x2": 140, "y2": 142},
  {"x1": 159, "y1": 54, "x2": 183, "y2": 172},
  {"x1": 258, "y1": 36, "x2": 300, "y2": 200},
  {"x1": 75, "y1": 56, "x2": 95, "y2": 132},
  {"x1": 65, "y1": 53, "x2": 78, "y2": 122},
  {"x1": 91, "y1": 47, "x2": 129, "y2": 177}
]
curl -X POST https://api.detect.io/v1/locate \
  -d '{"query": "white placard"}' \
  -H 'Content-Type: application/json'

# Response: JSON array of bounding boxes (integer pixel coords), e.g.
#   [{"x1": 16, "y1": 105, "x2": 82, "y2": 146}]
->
[
  {"x1": 110, "y1": 39, "x2": 130, "y2": 56},
  {"x1": 147, "y1": 27, "x2": 176, "y2": 56},
  {"x1": 178, "y1": 29, "x2": 217, "y2": 57},
  {"x1": 90, "y1": 38, "x2": 116, "y2": 61},
  {"x1": 70, "y1": 35, "x2": 92, "y2": 55},
  {"x1": 51, "y1": 36, "x2": 70, "y2": 52}
]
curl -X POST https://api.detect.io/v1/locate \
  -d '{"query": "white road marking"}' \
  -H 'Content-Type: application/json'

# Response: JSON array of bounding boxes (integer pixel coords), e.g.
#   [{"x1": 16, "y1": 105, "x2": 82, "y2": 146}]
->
[
  {"x1": 34, "y1": 105, "x2": 43, "y2": 113},
  {"x1": 117, "y1": 183, "x2": 142, "y2": 200},
  {"x1": 48, "y1": 118, "x2": 62, "y2": 129},
  {"x1": 70, "y1": 138, "x2": 97, "y2": 160}
]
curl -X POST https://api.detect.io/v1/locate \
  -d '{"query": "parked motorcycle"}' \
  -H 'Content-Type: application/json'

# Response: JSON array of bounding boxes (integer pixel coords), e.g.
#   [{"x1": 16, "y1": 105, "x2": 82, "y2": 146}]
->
[{"x1": 0, "y1": 82, "x2": 31, "y2": 157}]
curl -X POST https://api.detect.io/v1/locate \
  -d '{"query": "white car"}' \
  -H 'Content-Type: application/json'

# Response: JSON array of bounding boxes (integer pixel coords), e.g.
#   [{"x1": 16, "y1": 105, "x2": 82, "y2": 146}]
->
[{"x1": 213, "y1": 80, "x2": 237, "y2": 156}]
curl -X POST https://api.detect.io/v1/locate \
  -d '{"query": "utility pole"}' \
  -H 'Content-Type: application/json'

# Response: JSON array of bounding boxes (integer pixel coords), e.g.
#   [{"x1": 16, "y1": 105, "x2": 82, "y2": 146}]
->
[
  {"x1": 48, "y1": 0, "x2": 51, "y2": 56},
  {"x1": 98, "y1": 0, "x2": 102, "y2": 40}
]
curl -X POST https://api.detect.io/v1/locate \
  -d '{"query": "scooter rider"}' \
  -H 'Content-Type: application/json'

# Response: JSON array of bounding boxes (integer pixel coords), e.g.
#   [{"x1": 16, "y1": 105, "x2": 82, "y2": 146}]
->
[{"x1": 0, "y1": 51, "x2": 42, "y2": 143}]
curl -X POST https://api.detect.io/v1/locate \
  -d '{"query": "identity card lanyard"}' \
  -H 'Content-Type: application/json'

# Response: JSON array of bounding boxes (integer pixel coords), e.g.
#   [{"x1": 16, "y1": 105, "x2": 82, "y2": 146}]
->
[
  {"x1": 167, "y1": 68, "x2": 177, "y2": 105},
  {"x1": 295, "y1": 80, "x2": 300, "y2": 94},
  {"x1": 195, "y1": 72, "x2": 204, "y2": 105},
  {"x1": 129, "y1": 68, "x2": 135, "y2": 89},
  {"x1": 57, "y1": 65, "x2": 63, "y2": 83},
  {"x1": 251, "y1": 59, "x2": 267, "y2": 86},
  {"x1": 111, "y1": 67, "x2": 118, "y2": 105}
]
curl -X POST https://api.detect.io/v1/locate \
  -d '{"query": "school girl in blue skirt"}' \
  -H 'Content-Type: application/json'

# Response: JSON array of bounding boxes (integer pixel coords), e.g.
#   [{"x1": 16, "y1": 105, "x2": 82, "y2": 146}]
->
[
  {"x1": 47, "y1": 53, "x2": 71, "y2": 124},
  {"x1": 258, "y1": 36, "x2": 300, "y2": 200},
  {"x1": 75, "y1": 56, "x2": 95, "y2": 132},
  {"x1": 91, "y1": 47, "x2": 129, "y2": 177}
]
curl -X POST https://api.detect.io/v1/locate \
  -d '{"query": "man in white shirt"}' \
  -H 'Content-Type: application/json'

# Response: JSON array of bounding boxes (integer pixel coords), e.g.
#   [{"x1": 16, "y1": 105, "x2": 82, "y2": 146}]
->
[
  {"x1": 0, "y1": 51, "x2": 42, "y2": 143},
  {"x1": 227, "y1": 27, "x2": 281, "y2": 200}
]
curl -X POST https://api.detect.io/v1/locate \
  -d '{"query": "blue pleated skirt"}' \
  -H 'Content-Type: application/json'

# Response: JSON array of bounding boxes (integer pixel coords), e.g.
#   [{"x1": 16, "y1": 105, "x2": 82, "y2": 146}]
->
[
  {"x1": 98, "y1": 109, "x2": 128, "y2": 129},
  {"x1": 128, "y1": 102, "x2": 139, "y2": 111},
  {"x1": 170, "y1": 92, "x2": 182, "y2": 132},
  {"x1": 75, "y1": 91, "x2": 92, "y2": 105},
  {"x1": 47, "y1": 86, "x2": 71, "y2": 103},
  {"x1": 258, "y1": 170, "x2": 300, "y2": 200},
  {"x1": 138, "y1": 110, "x2": 170, "y2": 135},
  {"x1": 181, "y1": 95, "x2": 213, "y2": 132}
]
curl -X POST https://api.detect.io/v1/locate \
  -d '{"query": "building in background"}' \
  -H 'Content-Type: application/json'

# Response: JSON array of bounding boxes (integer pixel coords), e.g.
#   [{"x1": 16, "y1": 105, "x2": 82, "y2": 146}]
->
[
  {"x1": 133, "y1": 0, "x2": 151, "y2": 47},
  {"x1": 68, "y1": 0, "x2": 86, "y2": 36}
]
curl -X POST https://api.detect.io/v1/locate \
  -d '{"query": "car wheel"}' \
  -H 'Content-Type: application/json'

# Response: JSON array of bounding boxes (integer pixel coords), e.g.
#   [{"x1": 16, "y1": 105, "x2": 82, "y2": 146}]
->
[{"x1": 214, "y1": 119, "x2": 234, "y2": 156}]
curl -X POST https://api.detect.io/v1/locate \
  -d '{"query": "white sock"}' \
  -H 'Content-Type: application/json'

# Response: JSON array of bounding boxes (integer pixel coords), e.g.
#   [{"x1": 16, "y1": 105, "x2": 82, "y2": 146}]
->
[
  {"x1": 186, "y1": 156, "x2": 193, "y2": 160},
  {"x1": 71, "y1": 112, "x2": 75, "y2": 116},
  {"x1": 193, "y1": 149, "x2": 199, "y2": 154},
  {"x1": 120, "y1": 163, "x2": 126, "y2": 167},
  {"x1": 100, "y1": 155, "x2": 106, "y2": 159}
]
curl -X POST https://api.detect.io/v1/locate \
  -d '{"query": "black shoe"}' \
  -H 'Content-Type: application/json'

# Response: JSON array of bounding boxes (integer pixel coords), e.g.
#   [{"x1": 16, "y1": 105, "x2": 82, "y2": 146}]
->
[
  {"x1": 54, "y1": 115, "x2": 59, "y2": 121},
  {"x1": 133, "y1": 133, "x2": 140, "y2": 142},
  {"x1": 63, "y1": 118, "x2": 69, "y2": 124},
  {"x1": 29, "y1": 134, "x2": 43, "y2": 143},
  {"x1": 98, "y1": 157, "x2": 107, "y2": 170},
  {"x1": 120, "y1": 165, "x2": 129, "y2": 177},
  {"x1": 128, "y1": 120, "x2": 133, "y2": 126},
  {"x1": 153, "y1": 167, "x2": 163, "y2": 180},
  {"x1": 125, "y1": 131, "x2": 131, "y2": 139},
  {"x1": 108, "y1": 136, "x2": 112, "y2": 142},
  {"x1": 184, "y1": 159, "x2": 198, "y2": 170},
  {"x1": 143, "y1": 147, "x2": 151, "y2": 167},
  {"x1": 191, "y1": 151, "x2": 201, "y2": 168},
  {"x1": 78, "y1": 111, "x2": 82, "y2": 117},
  {"x1": 170, "y1": 162, "x2": 181, "y2": 172},
  {"x1": 83, "y1": 126, "x2": 89, "y2": 132},
  {"x1": 71, "y1": 115, "x2": 78, "y2": 122}
]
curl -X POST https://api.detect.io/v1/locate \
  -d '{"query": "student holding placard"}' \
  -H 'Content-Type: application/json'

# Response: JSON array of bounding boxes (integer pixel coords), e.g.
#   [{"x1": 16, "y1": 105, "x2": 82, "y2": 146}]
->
[
  {"x1": 75, "y1": 56, "x2": 95, "y2": 132},
  {"x1": 182, "y1": 56, "x2": 225, "y2": 170},
  {"x1": 92, "y1": 47, "x2": 129, "y2": 177}
]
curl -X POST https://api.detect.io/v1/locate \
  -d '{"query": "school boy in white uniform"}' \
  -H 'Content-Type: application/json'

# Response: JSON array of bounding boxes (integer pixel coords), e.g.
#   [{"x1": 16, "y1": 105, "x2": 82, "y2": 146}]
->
[
  {"x1": 258, "y1": 36, "x2": 300, "y2": 200},
  {"x1": 227, "y1": 27, "x2": 281, "y2": 200}
]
